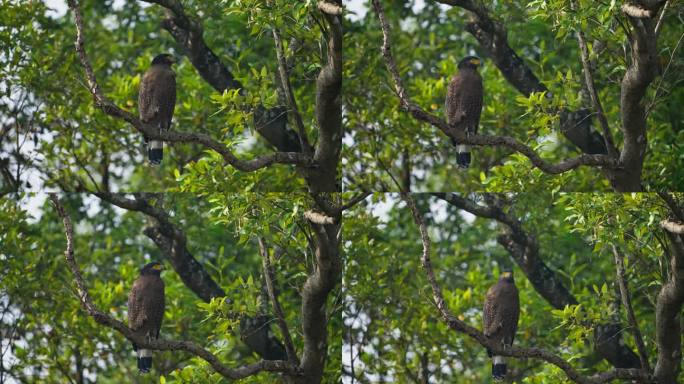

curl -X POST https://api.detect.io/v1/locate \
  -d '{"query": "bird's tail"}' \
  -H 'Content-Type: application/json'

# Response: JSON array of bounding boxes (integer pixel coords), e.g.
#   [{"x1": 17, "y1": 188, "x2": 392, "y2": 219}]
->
[
  {"x1": 148, "y1": 139, "x2": 163, "y2": 165},
  {"x1": 136, "y1": 348, "x2": 153, "y2": 373},
  {"x1": 491, "y1": 355, "x2": 506, "y2": 380},
  {"x1": 456, "y1": 144, "x2": 471, "y2": 168}
]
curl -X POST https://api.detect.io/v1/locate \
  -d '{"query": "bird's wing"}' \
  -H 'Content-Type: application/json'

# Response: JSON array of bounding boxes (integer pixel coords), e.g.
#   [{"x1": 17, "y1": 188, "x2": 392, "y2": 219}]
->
[
  {"x1": 127, "y1": 278, "x2": 146, "y2": 331},
  {"x1": 483, "y1": 285, "x2": 500, "y2": 337},
  {"x1": 155, "y1": 69, "x2": 176, "y2": 129},
  {"x1": 138, "y1": 70, "x2": 158, "y2": 123},
  {"x1": 144, "y1": 278, "x2": 165, "y2": 338},
  {"x1": 445, "y1": 74, "x2": 466, "y2": 126},
  {"x1": 463, "y1": 71, "x2": 484, "y2": 134}
]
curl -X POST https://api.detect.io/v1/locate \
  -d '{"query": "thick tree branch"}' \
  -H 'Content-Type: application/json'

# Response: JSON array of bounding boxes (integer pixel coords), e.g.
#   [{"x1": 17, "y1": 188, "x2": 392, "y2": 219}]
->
[
  {"x1": 308, "y1": 2, "x2": 343, "y2": 192},
  {"x1": 655, "y1": 222, "x2": 684, "y2": 382},
  {"x1": 616, "y1": 1, "x2": 663, "y2": 191},
  {"x1": 622, "y1": 4, "x2": 656, "y2": 18},
  {"x1": 66, "y1": 0, "x2": 311, "y2": 171},
  {"x1": 299, "y1": 211, "x2": 342, "y2": 382},
  {"x1": 611, "y1": 245, "x2": 650, "y2": 372},
  {"x1": 399, "y1": 193, "x2": 648, "y2": 384},
  {"x1": 660, "y1": 220, "x2": 684, "y2": 234},
  {"x1": 258, "y1": 238, "x2": 299, "y2": 365},
  {"x1": 372, "y1": 0, "x2": 619, "y2": 175},
  {"x1": 317, "y1": 1, "x2": 343, "y2": 15},
  {"x1": 48, "y1": 194, "x2": 298, "y2": 380}
]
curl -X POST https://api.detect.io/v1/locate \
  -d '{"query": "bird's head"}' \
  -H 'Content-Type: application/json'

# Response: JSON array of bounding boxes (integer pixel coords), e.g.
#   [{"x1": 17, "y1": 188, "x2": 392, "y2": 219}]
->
[
  {"x1": 151, "y1": 53, "x2": 176, "y2": 66},
  {"x1": 458, "y1": 56, "x2": 481, "y2": 70},
  {"x1": 500, "y1": 270, "x2": 514, "y2": 283},
  {"x1": 140, "y1": 261, "x2": 164, "y2": 276}
]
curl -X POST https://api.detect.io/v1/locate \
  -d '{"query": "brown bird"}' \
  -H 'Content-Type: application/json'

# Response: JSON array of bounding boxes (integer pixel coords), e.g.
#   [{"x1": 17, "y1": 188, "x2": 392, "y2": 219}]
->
[
  {"x1": 138, "y1": 53, "x2": 176, "y2": 165},
  {"x1": 483, "y1": 270, "x2": 520, "y2": 380},
  {"x1": 445, "y1": 56, "x2": 483, "y2": 168},
  {"x1": 128, "y1": 261, "x2": 165, "y2": 373}
]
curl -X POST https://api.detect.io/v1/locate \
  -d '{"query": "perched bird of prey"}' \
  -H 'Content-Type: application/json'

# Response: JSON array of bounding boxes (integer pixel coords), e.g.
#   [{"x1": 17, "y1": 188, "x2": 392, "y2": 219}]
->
[
  {"x1": 138, "y1": 53, "x2": 176, "y2": 165},
  {"x1": 128, "y1": 261, "x2": 165, "y2": 373},
  {"x1": 445, "y1": 56, "x2": 483, "y2": 168},
  {"x1": 483, "y1": 270, "x2": 520, "y2": 380}
]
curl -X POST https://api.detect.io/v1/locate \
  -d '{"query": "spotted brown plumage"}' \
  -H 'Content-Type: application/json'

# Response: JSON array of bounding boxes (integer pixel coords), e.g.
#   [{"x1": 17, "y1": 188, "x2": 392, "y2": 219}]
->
[
  {"x1": 445, "y1": 56, "x2": 483, "y2": 168},
  {"x1": 128, "y1": 261, "x2": 165, "y2": 373},
  {"x1": 138, "y1": 53, "x2": 176, "y2": 165},
  {"x1": 483, "y1": 271, "x2": 520, "y2": 380}
]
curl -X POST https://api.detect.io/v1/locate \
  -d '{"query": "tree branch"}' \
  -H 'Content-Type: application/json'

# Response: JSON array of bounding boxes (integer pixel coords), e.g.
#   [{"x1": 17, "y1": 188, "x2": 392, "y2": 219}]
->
[
  {"x1": 48, "y1": 194, "x2": 298, "y2": 380},
  {"x1": 615, "y1": 2, "x2": 663, "y2": 191},
  {"x1": 258, "y1": 238, "x2": 299, "y2": 366},
  {"x1": 655, "y1": 222, "x2": 684, "y2": 382},
  {"x1": 611, "y1": 245, "x2": 650, "y2": 372},
  {"x1": 660, "y1": 220, "x2": 684, "y2": 234},
  {"x1": 308, "y1": 1, "x2": 343, "y2": 192},
  {"x1": 371, "y1": 0, "x2": 619, "y2": 175},
  {"x1": 399, "y1": 193, "x2": 648, "y2": 384},
  {"x1": 66, "y1": 0, "x2": 312, "y2": 171},
  {"x1": 298, "y1": 213, "x2": 342, "y2": 382}
]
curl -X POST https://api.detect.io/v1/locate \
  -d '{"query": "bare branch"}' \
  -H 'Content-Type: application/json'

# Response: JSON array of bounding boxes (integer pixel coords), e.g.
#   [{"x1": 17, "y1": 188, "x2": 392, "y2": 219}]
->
[
  {"x1": 661, "y1": 220, "x2": 684, "y2": 234},
  {"x1": 65, "y1": 0, "x2": 312, "y2": 172},
  {"x1": 399, "y1": 192, "x2": 649, "y2": 384},
  {"x1": 304, "y1": 210, "x2": 336, "y2": 225},
  {"x1": 48, "y1": 194, "x2": 298, "y2": 380},
  {"x1": 622, "y1": 4, "x2": 656, "y2": 18},
  {"x1": 372, "y1": 0, "x2": 619, "y2": 175},
  {"x1": 258, "y1": 238, "x2": 299, "y2": 365},
  {"x1": 611, "y1": 245, "x2": 650, "y2": 372},
  {"x1": 317, "y1": 1, "x2": 343, "y2": 15},
  {"x1": 272, "y1": 28, "x2": 311, "y2": 155}
]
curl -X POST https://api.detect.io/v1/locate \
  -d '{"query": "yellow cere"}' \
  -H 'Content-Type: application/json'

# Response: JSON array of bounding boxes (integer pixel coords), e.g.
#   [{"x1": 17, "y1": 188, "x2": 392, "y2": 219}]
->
[
  {"x1": 152, "y1": 264, "x2": 163, "y2": 271},
  {"x1": 470, "y1": 58, "x2": 481, "y2": 66},
  {"x1": 502, "y1": 272, "x2": 512, "y2": 278}
]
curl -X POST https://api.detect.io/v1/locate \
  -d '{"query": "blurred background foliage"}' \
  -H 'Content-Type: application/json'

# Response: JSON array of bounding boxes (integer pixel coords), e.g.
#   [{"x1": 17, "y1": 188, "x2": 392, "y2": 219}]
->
[
  {"x1": 344, "y1": 192, "x2": 675, "y2": 382},
  {"x1": 0, "y1": 192, "x2": 342, "y2": 383}
]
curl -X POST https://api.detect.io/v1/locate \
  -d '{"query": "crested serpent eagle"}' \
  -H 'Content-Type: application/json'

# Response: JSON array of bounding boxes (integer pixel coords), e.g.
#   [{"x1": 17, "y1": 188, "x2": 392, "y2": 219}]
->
[
  {"x1": 483, "y1": 270, "x2": 520, "y2": 380},
  {"x1": 128, "y1": 261, "x2": 165, "y2": 373},
  {"x1": 445, "y1": 56, "x2": 483, "y2": 168},
  {"x1": 138, "y1": 53, "x2": 176, "y2": 165}
]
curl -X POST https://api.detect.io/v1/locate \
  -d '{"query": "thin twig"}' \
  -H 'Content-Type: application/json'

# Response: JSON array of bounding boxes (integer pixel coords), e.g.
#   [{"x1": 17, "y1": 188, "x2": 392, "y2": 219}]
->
[
  {"x1": 574, "y1": 9, "x2": 618, "y2": 158},
  {"x1": 47, "y1": 194, "x2": 298, "y2": 379},
  {"x1": 257, "y1": 238, "x2": 299, "y2": 365},
  {"x1": 611, "y1": 245, "x2": 650, "y2": 372},
  {"x1": 654, "y1": 0, "x2": 669, "y2": 37},
  {"x1": 272, "y1": 27, "x2": 311, "y2": 155}
]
